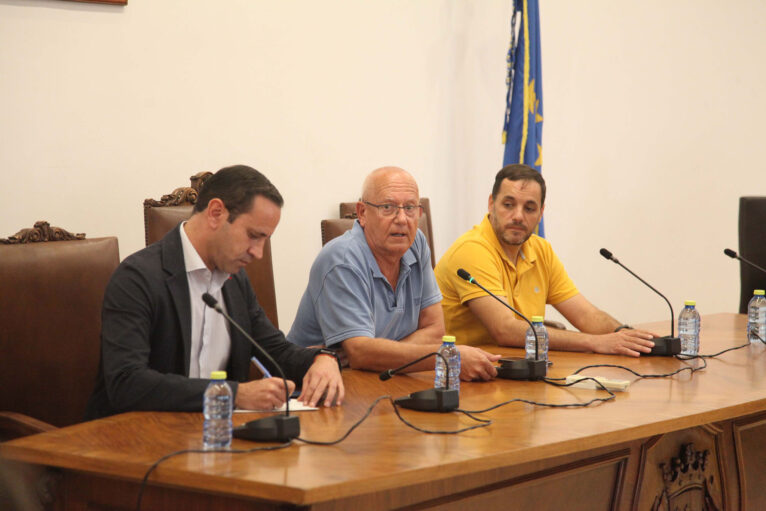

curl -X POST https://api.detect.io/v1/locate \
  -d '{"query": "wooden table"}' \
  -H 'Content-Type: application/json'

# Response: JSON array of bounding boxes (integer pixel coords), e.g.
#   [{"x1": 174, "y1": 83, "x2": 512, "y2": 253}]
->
[{"x1": 2, "y1": 313, "x2": 766, "y2": 510}]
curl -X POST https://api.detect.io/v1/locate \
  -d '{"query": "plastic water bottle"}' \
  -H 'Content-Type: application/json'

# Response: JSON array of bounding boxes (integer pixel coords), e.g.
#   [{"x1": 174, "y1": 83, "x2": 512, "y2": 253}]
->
[
  {"x1": 203, "y1": 370, "x2": 232, "y2": 449},
  {"x1": 747, "y1": 289, "x2": 766, "y2": 344},
  {"x1": 434, "y1": 335, "x2": 460, "y2": 391},
  {"x1": 525, "y1": 316, "x2": 549, "y2": 362},
  {"x1": 678, "y1": 300, "x2": 701, "y2": 355}
]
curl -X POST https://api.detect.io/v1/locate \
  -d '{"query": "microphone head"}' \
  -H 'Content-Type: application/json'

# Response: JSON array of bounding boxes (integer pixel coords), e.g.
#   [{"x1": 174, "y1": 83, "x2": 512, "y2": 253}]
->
[
  {"x1": 599, "y1": 248, "x2": 614, "y2": 261},
  {"x1": 202, "y1": 292, "x2": 218, "y2": 309},
  {"x1": 379, "y1": 370, "x2": 394, "y2": 381},
  {"x1": 724, "y1": 248, "x2": 738, "y2": 259},
  {"x1": 457, "y1": 268, "x2": 472, "y2": 281}
]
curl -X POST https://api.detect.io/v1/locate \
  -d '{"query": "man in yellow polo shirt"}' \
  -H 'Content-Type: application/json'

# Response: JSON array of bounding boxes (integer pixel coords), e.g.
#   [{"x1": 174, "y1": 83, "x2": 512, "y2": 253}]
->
[{"x1": 435, "y1": 164, "x2": 656, "y2": 357}]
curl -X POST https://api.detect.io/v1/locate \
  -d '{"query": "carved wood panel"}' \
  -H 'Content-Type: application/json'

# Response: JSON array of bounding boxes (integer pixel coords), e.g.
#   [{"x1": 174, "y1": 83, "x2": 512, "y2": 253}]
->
[
  {"x1": 634, "y1": 426, "x2": 725, "y2": 511},
  {"x1": 0, "y1": 221, "x2": 85, "y2": 244}
]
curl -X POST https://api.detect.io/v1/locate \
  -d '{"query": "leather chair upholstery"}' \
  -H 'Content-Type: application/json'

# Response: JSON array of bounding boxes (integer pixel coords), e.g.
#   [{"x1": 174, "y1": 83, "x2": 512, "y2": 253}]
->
[
  {"x1": 0, "y1": 232, "x2": 119, "y2": 439},
  {"x1": 320, "y1": 218, "x2": 356, "y2": 247},
  {"x1": 144, "y1": 200, "x2": 279, "y2": 328},
  {"x1": 331, "y1": 198, "x2": 435, "y2": 268},
  {"x1": 738, "y1": 197, "x2": 766, "y2": 313}
]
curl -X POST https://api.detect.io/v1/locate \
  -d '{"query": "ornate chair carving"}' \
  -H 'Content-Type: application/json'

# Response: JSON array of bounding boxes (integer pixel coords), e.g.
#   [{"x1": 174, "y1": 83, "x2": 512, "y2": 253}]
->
[
  {"x1": 143, "y1": 172, "x2": 279, "y2": 327},
  {"x1": 0, "y1": 222, "x2": 119, "y2": 440}
]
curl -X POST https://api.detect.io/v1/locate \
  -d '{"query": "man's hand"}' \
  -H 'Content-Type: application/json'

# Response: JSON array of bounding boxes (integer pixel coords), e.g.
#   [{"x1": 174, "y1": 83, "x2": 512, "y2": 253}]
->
[
  {"x1": 457, "y1": 346, "x2": 501, "y2": 381},
  {"x1": 235, "y1": 377, "x2": 295, "y2": 410},
  {"x1": 590, "y1": 328, "x2": 656, "y2": 357},
  {"x1": 299, "y1": 355, "x2": 345, "y2": 407}
]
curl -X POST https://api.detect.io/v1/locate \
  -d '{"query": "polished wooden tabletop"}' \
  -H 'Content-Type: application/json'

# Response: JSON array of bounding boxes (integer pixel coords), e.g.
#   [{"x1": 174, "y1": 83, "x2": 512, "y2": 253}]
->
[{"x1": 2, "y1": 313, "x2": 765, "y2": 506}]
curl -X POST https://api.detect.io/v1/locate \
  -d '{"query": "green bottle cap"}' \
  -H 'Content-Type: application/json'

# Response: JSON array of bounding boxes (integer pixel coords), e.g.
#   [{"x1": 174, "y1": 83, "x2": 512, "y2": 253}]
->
[
  {"x1": 442, "y1": 335, "x2": 456, "y2": 343},
  {"x1": 531, "y1": 315, "x2": 544, "y2": 323},
  {"x1": 755, "y1": 290, "x2": 765, "y2": 296},
  {"x1": 210, "y1": 371, "x2": 227, "y2": 380},
  {"x1": 684, "y1": 300, "x2": 696, "y2": 306}
]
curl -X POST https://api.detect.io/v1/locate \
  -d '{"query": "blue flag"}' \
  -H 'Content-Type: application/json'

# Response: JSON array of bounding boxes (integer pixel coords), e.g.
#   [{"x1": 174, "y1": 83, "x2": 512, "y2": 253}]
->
[{"x1": 502, "y1": 0, "x2": 544, "y2": 237}]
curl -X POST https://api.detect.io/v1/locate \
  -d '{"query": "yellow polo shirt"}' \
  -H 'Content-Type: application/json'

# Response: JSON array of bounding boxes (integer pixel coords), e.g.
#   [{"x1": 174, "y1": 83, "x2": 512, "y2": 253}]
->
[{"x1": 435, "y1": 216, "x2": 579, "y2": 347}]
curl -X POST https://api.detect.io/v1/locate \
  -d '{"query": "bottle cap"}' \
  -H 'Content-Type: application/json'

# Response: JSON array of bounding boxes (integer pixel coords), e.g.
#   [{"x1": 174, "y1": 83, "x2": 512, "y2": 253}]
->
[
  {"x1": 531, "y1": 315, "x2": 544, "y2": 323},
  {"x1": 442, "y1": 335, "x2": 456, "y2": 343},
  {"x1": 755, "y1": 290, "x2": 766, "y2": 296},
  {"x1": 684, "y1": 300, "x2": 696, "y2": 306},
  {"x1": 210, "y1": 371, "x2": 227, "y2": 380}
]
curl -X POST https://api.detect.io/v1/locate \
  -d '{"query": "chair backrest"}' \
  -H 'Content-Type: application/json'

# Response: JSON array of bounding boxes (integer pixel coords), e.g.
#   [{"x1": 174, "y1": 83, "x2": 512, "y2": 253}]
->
[
  {"x1": 143, "y1": 175, "x2": 279, "y2": 327},
  {"x1": 738, "y1": 197, "x2": 766, "y2": 313},
  {"x1": 0, "y1": 222, "x2": 119, "y2": 430},
  {"x1": 320, "y1": 218, "x2": 356, "y2": 247},
  {"x1": 336, "y1": 198, "x2": 435, "y2": 267}
]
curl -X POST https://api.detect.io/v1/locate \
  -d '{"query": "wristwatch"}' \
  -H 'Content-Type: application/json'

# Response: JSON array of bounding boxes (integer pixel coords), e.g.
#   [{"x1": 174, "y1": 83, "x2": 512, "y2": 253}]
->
[
  {"x1": 315, "y1": 348, "x2": 343, "y2": 373},
  {"x1": 614, "y1": 324, "x2": 632, "y2": 332}
]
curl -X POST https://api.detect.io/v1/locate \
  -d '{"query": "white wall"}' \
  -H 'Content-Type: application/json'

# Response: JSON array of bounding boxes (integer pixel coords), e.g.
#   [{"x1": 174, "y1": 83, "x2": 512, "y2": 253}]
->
[
  {"x1": 540, "y1": 1, "x2": 766, "y2": 330},
  {"x1": 1, "y1": 0, "x2": 764, "y2": 334}
]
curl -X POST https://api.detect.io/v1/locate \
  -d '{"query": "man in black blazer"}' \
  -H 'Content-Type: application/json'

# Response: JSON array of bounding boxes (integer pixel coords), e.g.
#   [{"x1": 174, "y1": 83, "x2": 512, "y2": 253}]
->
[{"x1": 86, "y1": 165, "x2": 343, "y2": 420}]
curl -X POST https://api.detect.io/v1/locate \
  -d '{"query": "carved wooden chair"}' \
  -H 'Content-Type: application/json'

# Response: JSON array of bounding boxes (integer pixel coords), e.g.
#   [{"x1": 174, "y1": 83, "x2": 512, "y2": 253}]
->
[
  {"x1": 0, "y1": 222, "x2": 119, "y2": 440},
  {"x1": 322, "y1": 198, "x2": 436, "y2": 268},
  {"x1": 143, "y1": 172, "x2": 280, "y2": 328}
]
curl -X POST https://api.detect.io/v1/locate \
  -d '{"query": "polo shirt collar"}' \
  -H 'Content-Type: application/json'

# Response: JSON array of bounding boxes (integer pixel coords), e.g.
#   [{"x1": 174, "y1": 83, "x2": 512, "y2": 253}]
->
[{"x1": 479, "y1": 214, "x2": 538, "y2": 270}]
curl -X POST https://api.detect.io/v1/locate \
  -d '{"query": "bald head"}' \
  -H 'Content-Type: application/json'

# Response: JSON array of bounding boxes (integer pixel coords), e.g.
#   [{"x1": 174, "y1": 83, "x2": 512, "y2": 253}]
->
[{"x1": 361, "y1": 166, "x2": 419, "y2": 203}]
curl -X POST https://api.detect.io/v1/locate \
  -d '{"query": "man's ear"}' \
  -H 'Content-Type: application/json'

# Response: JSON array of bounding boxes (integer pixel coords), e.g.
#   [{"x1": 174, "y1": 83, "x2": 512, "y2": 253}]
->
[
  {"x1": 205, "y1": 198, "x2": 229, "y2": 228},
  {"x1": 356, "y1": 200, "x2": 367, "y2": 228},
  {"x1": 487, "y1": 193, "x2": 494, "y2": 214}
]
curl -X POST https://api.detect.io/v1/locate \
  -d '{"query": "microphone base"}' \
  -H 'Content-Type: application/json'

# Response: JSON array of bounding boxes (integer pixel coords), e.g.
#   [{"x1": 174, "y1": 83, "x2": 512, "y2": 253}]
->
[
  {"x1": 497, "y1": 357, "x2": 547, "y2": 380},
  {"x1": 646, "y1": 336, "x2": 682, "y2": 356},
  {"x1": 233, "y1": 415, "x2": 300, "y2": 442},
  {"x1": 395, "y1": 388, "x2": 459, "y2": 413}
]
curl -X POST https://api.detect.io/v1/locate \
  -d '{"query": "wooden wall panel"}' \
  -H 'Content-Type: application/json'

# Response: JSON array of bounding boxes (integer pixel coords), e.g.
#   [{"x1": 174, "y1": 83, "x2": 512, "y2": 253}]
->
[
  {"x1": 733, "y1": 413, "x2": 766, "y2": 510},
  {"x1": 416, "y1": 452, "x2": 627, "y2": 511}
]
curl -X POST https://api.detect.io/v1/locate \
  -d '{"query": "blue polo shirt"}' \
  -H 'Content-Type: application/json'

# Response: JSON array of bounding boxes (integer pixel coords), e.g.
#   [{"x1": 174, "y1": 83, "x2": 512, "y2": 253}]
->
[{"x1": 287, "y1": 221, "x2": 442, "y2": 348}]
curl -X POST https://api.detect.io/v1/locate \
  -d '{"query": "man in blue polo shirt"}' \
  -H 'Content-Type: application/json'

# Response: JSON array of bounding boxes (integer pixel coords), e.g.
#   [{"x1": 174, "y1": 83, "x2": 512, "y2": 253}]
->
[{"x1": 288, "y1": 167, "x2": 499, "y2": 380}]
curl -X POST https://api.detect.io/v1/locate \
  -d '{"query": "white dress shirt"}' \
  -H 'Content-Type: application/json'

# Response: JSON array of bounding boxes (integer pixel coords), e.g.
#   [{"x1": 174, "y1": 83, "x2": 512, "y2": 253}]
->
[{"x1": 179, "y1": 223, "x2": 231, "y2": 379}]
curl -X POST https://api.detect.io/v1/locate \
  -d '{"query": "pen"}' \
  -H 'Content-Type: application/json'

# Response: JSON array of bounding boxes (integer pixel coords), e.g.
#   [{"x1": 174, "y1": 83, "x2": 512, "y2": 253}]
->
[{"x1": 250, "y1": 356, "x2": 272, "y2": 378}]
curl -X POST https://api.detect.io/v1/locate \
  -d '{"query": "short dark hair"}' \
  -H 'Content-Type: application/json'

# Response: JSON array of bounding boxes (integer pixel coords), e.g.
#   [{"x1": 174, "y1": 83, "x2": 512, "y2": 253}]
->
[
  {"x1": 491, "y1": 164, "x2": 546, "y2": 205},
  {"x1": 193, "y1": 165, "x2": 284, "y2": 222}
]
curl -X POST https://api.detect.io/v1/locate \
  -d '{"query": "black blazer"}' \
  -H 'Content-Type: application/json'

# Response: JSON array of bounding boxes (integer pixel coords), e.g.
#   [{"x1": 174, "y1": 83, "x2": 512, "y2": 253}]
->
[{"x1": 85, "y1": 225, "x2": 317, "y2": 420}]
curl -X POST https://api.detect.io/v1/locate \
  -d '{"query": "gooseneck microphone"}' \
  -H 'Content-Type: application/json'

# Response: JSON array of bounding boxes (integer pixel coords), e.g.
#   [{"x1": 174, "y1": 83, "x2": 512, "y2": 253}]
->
[
  {"x1": 724, "y1": 248, "x2": 766, "y2": 275},
  {"x1": 202, "y1": 293, "x2": 299, "y2": 442},
  {"x1": 379, "y1": 352, "x2": 450, "y2": 386},
  {"x1": 598, "y1": 249, "x2": 681, "y2": 356},
  {"x1": 379, "y1": 352, "x2": 458, "y2": 412},
  {"x1": 457, "y1": 269, "x2": 546, "y2": 380}
]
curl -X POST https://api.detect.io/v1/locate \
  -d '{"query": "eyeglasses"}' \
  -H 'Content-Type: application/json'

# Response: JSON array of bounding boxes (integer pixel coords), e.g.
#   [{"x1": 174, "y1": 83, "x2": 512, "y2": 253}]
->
[{"x1": 363, "y1": 201, "x2": 422, "y2": 218}]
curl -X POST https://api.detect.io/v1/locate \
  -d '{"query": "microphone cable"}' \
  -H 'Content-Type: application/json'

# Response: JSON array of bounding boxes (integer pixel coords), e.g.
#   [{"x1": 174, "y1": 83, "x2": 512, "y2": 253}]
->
[
  {"x1": 562, "y1": 328, "x2": 766, "y2": 383},
  {"x1": 563, "y1": 356, "x2": 708, "y2": 381},
  {"x1": 296, "y1": 395, "x2": 390, "y2": 445},
  {"x1": 392, "y1": 399, "x2": 493, "y2": 435},
  {"x1": 137, "y1": 391, "x2": 494, "y2": 511},
  {"x1": 136, "y1": 441, "x2": 293, "y2": 511},
  {"x1": 297, "y1": 394, "x2": 493, "y2": 446},
  {"x1": 460, "y1": 376, "x2": 616, "y2": 415},
  {"x1": 676, "y1": 327, "x2": 766, "y2": 360}
]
